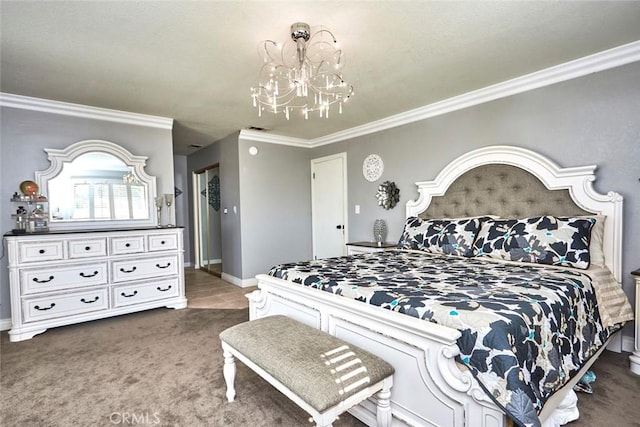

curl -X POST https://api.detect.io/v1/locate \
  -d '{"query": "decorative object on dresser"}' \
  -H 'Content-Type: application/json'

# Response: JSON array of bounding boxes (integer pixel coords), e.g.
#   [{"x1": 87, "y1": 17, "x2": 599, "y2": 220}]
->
[
  {"x1": 346, "y1": 241, "x2": 396, "y2": 256},
  {"x1": 154, "y1": 196, "x2": 164, "y2": 227},
  {"x1": 5, "y1": 227, "x2": 187, "y2": 342},
  {"x1": 10, "y1": 192, "x2": 49, "y2": 233},
  {"x1": 164, "y1": 193, "x2": 175, "y2": 227},
  {"x1": 631, "y1": 268, "x2": 640, "y2": 375}
]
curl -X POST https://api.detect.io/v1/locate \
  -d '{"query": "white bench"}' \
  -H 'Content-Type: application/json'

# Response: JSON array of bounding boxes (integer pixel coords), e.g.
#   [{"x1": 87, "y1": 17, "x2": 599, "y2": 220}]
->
[{"x1": 220, "y1": 315, "x2": 395, "y2": 427}]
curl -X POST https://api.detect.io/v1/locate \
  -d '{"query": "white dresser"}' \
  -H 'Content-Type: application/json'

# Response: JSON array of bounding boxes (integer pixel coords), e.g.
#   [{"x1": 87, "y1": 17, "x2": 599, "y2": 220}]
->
[{"x1": 5, "y1": 227, "x2": 187, "y2": 342}]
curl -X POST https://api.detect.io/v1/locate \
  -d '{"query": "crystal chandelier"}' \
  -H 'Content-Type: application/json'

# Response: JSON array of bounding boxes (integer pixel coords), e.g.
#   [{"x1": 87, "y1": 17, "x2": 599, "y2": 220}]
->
[{"x1": 250, "y1": 22, "x2": 354, "y2": 120}]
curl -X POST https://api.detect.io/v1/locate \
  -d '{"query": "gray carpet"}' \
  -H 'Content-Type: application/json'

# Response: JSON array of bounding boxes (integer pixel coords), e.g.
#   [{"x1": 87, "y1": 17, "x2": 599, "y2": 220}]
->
[{"x1": 1, "y1": 308, "x2": 638, "y2": 426}]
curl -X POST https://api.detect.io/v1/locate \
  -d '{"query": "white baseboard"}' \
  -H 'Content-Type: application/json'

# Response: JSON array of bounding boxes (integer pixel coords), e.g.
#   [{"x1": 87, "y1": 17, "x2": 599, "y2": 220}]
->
[
  {"x1": 221, "y1": 273, "x2": 257, "y2": 288},
  {"x1": 0, "y1": 318, "x2": 12, "y2": 331}
]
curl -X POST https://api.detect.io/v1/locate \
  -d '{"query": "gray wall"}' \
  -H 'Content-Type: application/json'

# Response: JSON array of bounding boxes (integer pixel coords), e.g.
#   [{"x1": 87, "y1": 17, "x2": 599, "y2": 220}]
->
[
  {"x1": 238, "y1": 139, "x2": 312, "y2": 279},
  {"x1": 173, "y1": 154, "x2": 191, "y2": 264},
  {"x1": 184, "y1": 135, "x2": 313, "y2": 281},
  {"x1": 0, "y1": 106, "x2": 175, "y2": 320},
  {"x1": 311, "y1": 61, "x2": 640, "y2": 338}
]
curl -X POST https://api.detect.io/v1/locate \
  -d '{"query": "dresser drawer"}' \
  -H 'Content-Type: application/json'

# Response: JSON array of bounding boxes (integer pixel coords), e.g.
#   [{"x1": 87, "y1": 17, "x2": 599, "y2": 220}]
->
[
  {"x1": 148, "y1": 233, "x2": 178, "y2": 252},
  {"x1": 22, "y1": 287, "x2": 109, "y2": 323},
  {"x1": 21, "y1": 263, "x2": 108, "y2": 295},
  {"x1": 112, "y1": 278, "x2": 180, "y2": 307},
  {"x1": 111, "y1": 236, "x2": 145, "y2": 255},
  {"x1": 18, "y1": 241, "x2": 65, "y2": 263},
  {"x1": 69, "y1": 238, "x2": 107, "y2": 259},
  {"x1": 111, "y1": 255, "x2": 179, "y2": 282}
]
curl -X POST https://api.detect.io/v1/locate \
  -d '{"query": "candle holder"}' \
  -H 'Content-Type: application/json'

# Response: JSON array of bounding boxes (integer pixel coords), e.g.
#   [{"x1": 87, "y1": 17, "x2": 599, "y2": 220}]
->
[
  {"x1": 164, "y1": 193, "x2": 175, "y2": 227},
  {"x1": 154, "y1": 197, "x2": 164, "y2": 227}
]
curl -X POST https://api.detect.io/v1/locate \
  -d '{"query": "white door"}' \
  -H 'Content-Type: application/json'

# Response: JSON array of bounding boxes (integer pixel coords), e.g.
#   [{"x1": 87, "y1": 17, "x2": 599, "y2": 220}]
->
[{"x1": 311, "y1": 153, "x2": 348, "y2": 259}]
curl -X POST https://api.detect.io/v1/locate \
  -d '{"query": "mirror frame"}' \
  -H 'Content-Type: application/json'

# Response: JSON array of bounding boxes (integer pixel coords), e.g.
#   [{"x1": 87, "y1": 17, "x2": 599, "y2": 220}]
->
[{"x1": 35, "y1": 139, "x2": 157, "y2": 230}]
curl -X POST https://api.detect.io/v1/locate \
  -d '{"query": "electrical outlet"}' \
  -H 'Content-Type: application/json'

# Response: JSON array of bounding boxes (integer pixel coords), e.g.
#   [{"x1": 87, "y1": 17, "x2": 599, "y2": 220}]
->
[{"x1": 355, "y1": 205, "x2": 360, "y2": 214}]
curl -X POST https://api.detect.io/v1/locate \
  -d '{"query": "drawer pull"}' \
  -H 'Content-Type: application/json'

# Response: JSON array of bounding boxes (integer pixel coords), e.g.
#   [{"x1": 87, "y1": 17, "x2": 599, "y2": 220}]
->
[
  {"x1": 80, "y1": 296, "x2": 100, "y2": 304},
  {"x1": 157, "y1": 285, "x2": 173, "y2": 292},
  {"x1": 85, "y1": 246, "x2": 91, "y2": 251},
  {"x1": 80, "y1": 271, "x2": 99, "y2": 278},
  {"x1": 121, "y1": 290, "x2": 138, "y2": 298},
  {"x1": 33, "y1": 275, "x2": 55, "y2": 283},
  {"x1": 156, "y1": 263, "x2": 171, "y2": 269},
  {"x1": 34, "y1": 303, "x2": 55, "y2": 311},
  {"x1": 120, "y1": 267, "x2": 137, "y2": 273},
  {"x1": 39, "y1": 249, "x2": 46, "y2": 254},
  {"x1": 161, "y1": 240, "x2": 166, "y2": 244},
  {"x1": 125, "y1": 243, "x2": 131, "y2": 248}
]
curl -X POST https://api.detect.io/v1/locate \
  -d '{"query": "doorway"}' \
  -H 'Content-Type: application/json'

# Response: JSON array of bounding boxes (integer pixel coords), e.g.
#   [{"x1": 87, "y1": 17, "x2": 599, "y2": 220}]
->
[
  {"x1": 193, "y1": 164, "x2": 222, "y2": 276},
  {"x1": 311, "y1": 153, "x2": 348, "y2": 259}
]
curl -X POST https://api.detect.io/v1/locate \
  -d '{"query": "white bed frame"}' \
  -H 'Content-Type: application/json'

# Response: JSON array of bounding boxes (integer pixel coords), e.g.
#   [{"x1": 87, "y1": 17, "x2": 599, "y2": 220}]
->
[{"x1": 248, "y1": 146, "x2": 624, "y2": 427}]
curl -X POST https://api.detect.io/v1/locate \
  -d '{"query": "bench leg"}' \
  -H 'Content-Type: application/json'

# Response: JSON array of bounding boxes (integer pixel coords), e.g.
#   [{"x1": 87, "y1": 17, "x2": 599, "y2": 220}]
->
[
  {"x1": 375, "y1": 378, "x2": 393, "y2": 427},
  {"x1": 221, "y1": 343, "x2": 236, "y2": 402}
]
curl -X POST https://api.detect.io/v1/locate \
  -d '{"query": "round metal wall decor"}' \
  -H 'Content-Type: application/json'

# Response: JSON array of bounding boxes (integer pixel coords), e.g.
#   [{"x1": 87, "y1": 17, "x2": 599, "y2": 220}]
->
[
  {"x1": 376, "y1": 181, "x2": 400, "y2": 210},
  {"x1": 362, "y1": 154, "x2": 384, "y2": 182}
]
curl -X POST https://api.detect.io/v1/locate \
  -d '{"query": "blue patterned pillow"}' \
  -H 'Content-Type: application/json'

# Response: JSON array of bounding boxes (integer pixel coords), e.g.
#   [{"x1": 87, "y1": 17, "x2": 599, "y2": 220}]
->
[
  {"x1": 472, "y1": 216, "x2": 595, "y2": 269},
  {"x1": 397, "y1": 216, "x2": 486, "y2": 257}
]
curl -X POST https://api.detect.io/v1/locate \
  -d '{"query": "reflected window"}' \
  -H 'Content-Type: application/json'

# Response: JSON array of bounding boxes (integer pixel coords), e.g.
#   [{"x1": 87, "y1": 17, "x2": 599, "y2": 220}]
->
[{"x1": 49, "y1": 152, "x2": 148, "y2": 222}]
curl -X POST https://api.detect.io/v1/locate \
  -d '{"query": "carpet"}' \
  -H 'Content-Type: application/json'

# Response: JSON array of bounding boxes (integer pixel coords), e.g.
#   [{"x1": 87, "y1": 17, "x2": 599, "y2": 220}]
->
[
  {"x1": 0, "y1": 308, "x2": 362, "y2": 427},
  {"x1": 1, "y1": 308, "x2": 638, "y2": 426}
]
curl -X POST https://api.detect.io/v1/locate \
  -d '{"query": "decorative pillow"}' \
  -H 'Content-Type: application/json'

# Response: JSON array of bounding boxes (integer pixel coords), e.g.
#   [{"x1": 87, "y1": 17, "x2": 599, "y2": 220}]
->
[
  {"x1": 397, "y1": 216, "x2": 487, "y2": 257},
  {"x1": 472, "y1": 216, "x2": 595, "y2": 269},
  {"x1": 579, "y1": 215, "x2": 605, "y2": 268}
]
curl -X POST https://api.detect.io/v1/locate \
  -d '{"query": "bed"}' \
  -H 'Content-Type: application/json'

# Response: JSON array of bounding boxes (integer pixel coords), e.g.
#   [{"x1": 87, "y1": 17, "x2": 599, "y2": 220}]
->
[{"x1": 247, "y1": 145, "x2": 633, "y2": 427}]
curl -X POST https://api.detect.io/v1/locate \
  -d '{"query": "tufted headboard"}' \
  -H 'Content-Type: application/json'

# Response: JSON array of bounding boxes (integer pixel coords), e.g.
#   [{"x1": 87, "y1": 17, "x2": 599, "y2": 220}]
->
[
  {"x1": 406, "y1": 146, "x2": 623, "y2": 281},
  {"x1": 420, "y1": 164, "x2": 590, "y2": 219}
]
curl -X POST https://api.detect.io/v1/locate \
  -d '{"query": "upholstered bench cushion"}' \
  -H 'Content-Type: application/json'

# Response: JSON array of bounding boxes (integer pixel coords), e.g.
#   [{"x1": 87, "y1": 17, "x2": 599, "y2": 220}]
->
[{"x1": 219, "y1": 315, "x2": 394, "y2": 413}]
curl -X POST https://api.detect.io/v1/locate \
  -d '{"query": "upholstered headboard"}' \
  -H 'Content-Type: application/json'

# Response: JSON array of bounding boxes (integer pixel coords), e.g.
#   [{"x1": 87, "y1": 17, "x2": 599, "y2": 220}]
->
[
  {"x1": 406, "y1": 146, "x2": 623, "y2": 281},
  {"x1": 420, "y1": 164, "x2": 590, "y2": 219}
]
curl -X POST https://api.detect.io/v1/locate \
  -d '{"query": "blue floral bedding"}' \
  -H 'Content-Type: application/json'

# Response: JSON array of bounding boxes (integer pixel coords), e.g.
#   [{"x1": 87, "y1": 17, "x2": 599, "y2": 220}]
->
[{"x1": 268, "y1": 250, "x2": 616, "y2": 427}]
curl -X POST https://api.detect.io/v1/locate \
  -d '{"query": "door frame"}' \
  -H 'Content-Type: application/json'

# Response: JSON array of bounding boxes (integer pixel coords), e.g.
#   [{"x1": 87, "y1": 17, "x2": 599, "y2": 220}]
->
[
  {"x1": 192, "y1": 163, "x2": 220, "y2": 273},
  {"x1": 310, "y1": 152, "x2": 348, "y2": 259}
]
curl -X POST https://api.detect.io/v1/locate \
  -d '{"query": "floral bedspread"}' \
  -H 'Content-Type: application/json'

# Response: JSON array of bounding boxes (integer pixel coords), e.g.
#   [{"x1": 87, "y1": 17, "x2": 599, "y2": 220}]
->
[{"x1": 268, "y1": 250, "x2": 614, "y2": 427}]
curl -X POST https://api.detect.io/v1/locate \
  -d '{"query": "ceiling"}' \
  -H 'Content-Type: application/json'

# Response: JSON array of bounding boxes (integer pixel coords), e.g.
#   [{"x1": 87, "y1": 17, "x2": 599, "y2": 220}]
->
[{"x1": 2, "y1": 2, "x2": 640, "y2": 155}]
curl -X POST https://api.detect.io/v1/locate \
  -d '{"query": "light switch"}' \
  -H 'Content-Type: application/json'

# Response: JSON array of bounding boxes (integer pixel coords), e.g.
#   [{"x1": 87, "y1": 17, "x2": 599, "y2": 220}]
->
[{"x1": 355, "y1": 205, "x2": 360, "y2": 214}]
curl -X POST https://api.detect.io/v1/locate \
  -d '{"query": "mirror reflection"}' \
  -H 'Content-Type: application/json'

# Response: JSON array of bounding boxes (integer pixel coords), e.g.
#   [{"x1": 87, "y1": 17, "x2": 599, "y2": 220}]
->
[{"x1": 49, "y1": 152, "x2": 149, "y2": 222}]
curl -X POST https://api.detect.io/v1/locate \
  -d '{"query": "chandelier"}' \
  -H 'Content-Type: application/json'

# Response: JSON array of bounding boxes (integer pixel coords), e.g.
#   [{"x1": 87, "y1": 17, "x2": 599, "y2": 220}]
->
[{"x1": 250, "y1": 22, "x2": 354, "y2": 120}]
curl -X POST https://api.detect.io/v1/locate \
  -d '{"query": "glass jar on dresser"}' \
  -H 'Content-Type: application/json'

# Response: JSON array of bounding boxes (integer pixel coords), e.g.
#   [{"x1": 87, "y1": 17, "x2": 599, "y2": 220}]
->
[{"x1": 4, "y1": 227, "x2": 187, "y2": 342}]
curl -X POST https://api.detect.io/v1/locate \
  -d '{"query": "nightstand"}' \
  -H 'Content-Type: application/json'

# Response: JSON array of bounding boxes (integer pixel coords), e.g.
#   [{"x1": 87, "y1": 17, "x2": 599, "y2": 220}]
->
[
  {"x1": 346, "y1": 241, "x2": 397, "y2": 255},
  {"x1": 631, "y1": 269, "x2": 640, "y2": 375}
]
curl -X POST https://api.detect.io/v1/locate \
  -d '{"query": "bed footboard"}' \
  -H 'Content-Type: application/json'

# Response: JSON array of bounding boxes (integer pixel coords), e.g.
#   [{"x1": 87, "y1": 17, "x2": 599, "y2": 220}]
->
[{"x1": 249, "y1": 274, "x2": 507, "y2": 427}]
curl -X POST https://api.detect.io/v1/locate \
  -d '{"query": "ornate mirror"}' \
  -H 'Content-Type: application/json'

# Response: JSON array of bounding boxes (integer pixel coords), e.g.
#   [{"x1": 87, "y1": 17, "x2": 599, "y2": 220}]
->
[{"x1": 35, "y1": 140, "x2": 157, "y2": 230}]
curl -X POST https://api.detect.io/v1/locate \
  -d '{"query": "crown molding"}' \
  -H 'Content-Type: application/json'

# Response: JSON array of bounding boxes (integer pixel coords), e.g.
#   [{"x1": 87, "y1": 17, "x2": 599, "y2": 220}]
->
[
  {"x1": 239, "y1": 129, "x2": 310, "y2": 148},
  {"x1": 242, "y1": 40, "x2": 640, "y2": 148},
  {"x1": 0, "y1": 93, "x2": 174, "y2": 130}
]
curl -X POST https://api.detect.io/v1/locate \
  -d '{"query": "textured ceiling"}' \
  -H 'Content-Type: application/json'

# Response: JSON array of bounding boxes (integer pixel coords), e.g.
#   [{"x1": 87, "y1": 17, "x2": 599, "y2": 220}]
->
[{"x1": 2, "y1": 1, "x2": 640, "y2": 155}]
